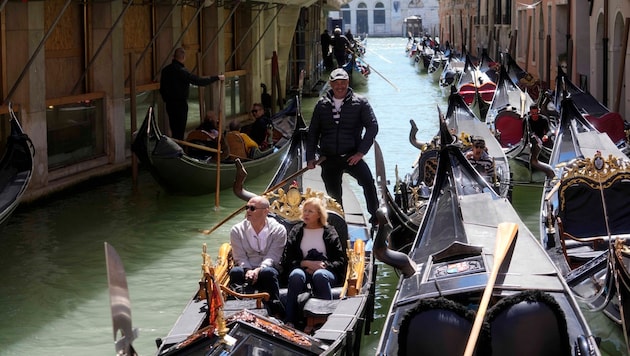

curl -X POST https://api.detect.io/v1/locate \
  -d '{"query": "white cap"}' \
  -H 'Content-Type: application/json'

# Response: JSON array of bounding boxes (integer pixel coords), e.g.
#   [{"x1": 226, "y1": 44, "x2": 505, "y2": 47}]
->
[{"x1": 329, "y1": 68, "x2": 349, "y2": 81}]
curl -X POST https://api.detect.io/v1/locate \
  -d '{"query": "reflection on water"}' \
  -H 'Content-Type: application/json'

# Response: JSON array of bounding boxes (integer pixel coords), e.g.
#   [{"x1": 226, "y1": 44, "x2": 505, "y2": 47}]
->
[{"x1": 0, "y1": 37, "x2": 625, "y2": 356}]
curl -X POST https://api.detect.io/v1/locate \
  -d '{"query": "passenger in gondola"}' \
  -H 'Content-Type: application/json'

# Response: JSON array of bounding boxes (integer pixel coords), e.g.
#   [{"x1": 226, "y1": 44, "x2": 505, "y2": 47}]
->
[
  {"x1": 197, "y1": 110, "x2": 219, "y2": 138},
  {"x1": 229, "y1": 195, "x2": 287, "y2": 316},
  {"x1": 465, "y1": 137, "x2": 495, "y2": 180},
  {"x1": 281, "y1": 197, "x2": 347, "y2": 328},
  {"x1": 526, "y1": 104, "x2": 553, "y2": 149},
  {"x1": 243, "y1": 103, "x2": 274, "y2": 149},
  {"x1": 228, "y1": 120, "x2": 259, "y2": 156}
]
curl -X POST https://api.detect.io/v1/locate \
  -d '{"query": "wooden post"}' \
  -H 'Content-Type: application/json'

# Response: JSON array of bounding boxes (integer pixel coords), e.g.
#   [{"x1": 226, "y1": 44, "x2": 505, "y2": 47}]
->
[
  {"x1": 129, "y1": 53, "x2": 138, "y2": 192},
  {"x1": 614, "y1": 18, "x2": 630, "y2": 112},
  {"x1": 197, "y1": 52, "x2": 205, "y2": 126},
  {"x1": 525, "y1": 15, "x2": 532, "y2": 72},
  {"x1": 215, "y1": 80, "x2": 225, "y2": 209}
]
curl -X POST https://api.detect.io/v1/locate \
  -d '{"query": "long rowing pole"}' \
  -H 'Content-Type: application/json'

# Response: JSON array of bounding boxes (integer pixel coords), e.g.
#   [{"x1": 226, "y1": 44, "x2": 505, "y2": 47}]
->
[
  {"x1": 359, "y1": 58, "x2": 399, "y2": 91},
  {"x1": 201, "y1": 160, "x2": 321, "y2": 236}
]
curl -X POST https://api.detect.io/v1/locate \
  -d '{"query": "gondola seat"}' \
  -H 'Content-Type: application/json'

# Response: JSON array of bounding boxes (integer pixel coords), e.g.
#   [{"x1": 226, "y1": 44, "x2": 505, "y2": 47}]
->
[
  {"x1": 225, "y1": 132, "x2": 249, "y2": 160},
  {"x1": 584, "y1": 112, "x2": 626, "y2": 145},
  {"x1": 494, "y1": 111, "x2": 523, "y2": 147},
  {"x1": 184, "y1": 129, "x2": 217, "y2": 159},
  {"x1": 557, "y1": 167, "x2": 630, "y2": 268},
  {"x1": 397, "y1": 297, "x2": 486, "y2": 356},
  {"x1": 486, "y1": 290, "x2": 571, "y2": 356}
]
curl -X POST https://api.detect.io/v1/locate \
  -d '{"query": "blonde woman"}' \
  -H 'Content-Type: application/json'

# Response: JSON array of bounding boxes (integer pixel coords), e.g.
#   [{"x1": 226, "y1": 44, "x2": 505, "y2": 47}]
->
[{"x1": 281, "y1": 197, "x2": 347, "y2": 326}]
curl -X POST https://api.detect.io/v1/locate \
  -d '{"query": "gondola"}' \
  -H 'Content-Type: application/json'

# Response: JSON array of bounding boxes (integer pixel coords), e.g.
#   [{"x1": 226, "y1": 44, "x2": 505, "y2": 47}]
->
[
  {"x1": 486, "y1": 63, "x2": 555, "y2": 179},
  {"x1": 105, "y1": 105, "x2": 376, "y2": 356},
  {"x1": 439, "y1": 54, "x2": 464, "y2": 94},
  {"x1": 0, "y1": 105, "x2": 34, "y2": 226},
  {"x1": 427, "y1": 50, "x2": 446, "y2": 83},
  {"x1": 373, "y1": 116, "x2": 600, "y2": 355},
  {"x1": 540, "y1": 96, "x2": 630, "y2": 328},
  {"x1": 457, "y1": 54, "x2": 496, "y2": 120},
  {"x1": 503, "y1": 52, "x2": 545, "y2": 103},
  {"x1": 416, "y1": 90, "x2": 511, "y2": 198},
  {"x1": 131, "y1": 98, "x2": 299, "y2": 195},
  {"x1": 377, "y1": 92, "x2": 511, "y2": 253},
  {"x1": 554, "y1": 68, "x2": 628, "y2": 154}
]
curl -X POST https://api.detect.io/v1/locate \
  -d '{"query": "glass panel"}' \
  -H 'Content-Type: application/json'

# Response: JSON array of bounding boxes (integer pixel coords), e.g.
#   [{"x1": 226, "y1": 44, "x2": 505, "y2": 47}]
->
[{"x1": 47, "y1": 99, "x2": 105, "y2": 169}]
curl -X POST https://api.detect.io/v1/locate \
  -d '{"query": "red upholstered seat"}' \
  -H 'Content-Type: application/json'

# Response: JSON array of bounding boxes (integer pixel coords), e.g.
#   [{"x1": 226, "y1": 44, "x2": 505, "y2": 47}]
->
[
  {"x1": 494, "y1": 111, "x2": 524, "y2": 147},
  {"x1": 459, "y1": 83, "x2": 476, "y2": 105},
  {"x1": 584, "y1": 112, "x2": 626, "y2": 144},
  {"x1": 478, "y1": 82, "x2": 497, "y2": 103}
]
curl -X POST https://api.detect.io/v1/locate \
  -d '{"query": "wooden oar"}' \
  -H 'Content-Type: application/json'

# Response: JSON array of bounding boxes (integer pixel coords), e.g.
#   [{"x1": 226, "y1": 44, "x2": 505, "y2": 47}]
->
[
  {"x1": 171, "y1": 138, "x2": 251, "y2": 161},
  {"x1": 201, "y1": 160, "x2": 323, "y2": 235},
  {"x1": 215, "y1": 81, "x2": 225, "y2": 208},
  {"x1": 356, "y1": 57, "x2": 399, "y2": 91},
  {"x1": 172, "y1": 138, "x2": 219, "y2": 153},
  {"x1": 463, "y1": 222, "x2": 519, "y2": 356}
]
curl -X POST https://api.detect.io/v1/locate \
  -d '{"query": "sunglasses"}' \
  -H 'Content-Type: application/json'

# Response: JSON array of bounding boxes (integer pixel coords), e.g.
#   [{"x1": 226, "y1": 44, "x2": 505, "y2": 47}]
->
[
  {"x1": 246, "y1": 205, "x2": 264, "y2": 211},
  {"x1": 474, "y1": 144, "x2": 485, "y2": 149},
  {"x1": 251, "y1": 109, "x2": 260, "y2": 114}
]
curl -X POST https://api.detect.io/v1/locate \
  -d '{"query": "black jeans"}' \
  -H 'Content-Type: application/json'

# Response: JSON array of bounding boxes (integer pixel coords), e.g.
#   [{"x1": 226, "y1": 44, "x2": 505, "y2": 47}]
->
[
  {"x1": 229, "y1": 266, "x2": 281, "y2": 303},
  {"x1": 320, "y1": 155, "x2": 378, "y2": 220},
  {"x1": 165, "y1": 100, "x2": 188, "y2": 140}
]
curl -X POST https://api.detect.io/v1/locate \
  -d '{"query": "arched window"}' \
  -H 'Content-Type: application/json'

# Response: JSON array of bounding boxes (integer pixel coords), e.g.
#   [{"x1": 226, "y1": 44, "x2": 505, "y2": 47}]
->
[
  {"x1": 357, "y1": 3, "x2": 368, "y2": 34},
  {"x1": 342, "y1": 4, "x2": 351, "y2": 25},
  {"x1": 374, "y1": 3, "x2": 385, "y2": 24}
]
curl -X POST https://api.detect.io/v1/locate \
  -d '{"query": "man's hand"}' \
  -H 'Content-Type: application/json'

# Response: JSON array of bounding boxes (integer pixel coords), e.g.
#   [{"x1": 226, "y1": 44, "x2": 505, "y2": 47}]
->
[
  {"x1": 347, "y1": 152, "x2": 364, "y2": 166},
  {"x1": 245, "y1": 267, "x2": 260, "y2": 284},
  {"x1": 218, "y1": 74, "x2": 225, "y2": 81},
  {"x1": 307, "y1": 159, "x2": 317, "y2": 169}
]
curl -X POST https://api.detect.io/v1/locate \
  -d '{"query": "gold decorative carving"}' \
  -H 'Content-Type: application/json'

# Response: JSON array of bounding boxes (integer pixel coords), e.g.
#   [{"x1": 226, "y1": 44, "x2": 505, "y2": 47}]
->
[{"x1": 263, "y1": 182, "x2": 344, "y2": 222}]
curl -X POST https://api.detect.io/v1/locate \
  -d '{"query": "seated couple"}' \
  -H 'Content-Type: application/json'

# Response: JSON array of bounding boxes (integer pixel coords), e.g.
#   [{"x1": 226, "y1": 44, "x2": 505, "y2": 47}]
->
[{"x1": 228, "y1": 195, "x2": 347, "y2": 328}]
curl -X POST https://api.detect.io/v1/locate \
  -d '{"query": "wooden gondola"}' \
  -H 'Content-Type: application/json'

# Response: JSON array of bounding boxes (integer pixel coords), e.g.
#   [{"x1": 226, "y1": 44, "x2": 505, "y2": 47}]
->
[
  {"x1": 377, "y1": 92, "x2": 511, "y2": 253},
  {"x1": 427, "y1": 50, "x2": 446, "y2": 83},
  {"x1": 439, "y1": 54, "x2": 464, "y2": 94},
  {"x1": 457, "y1": 54, "x2": 496, "y2": 120},
  {"x1": 105, "y1": 111, "x2": 376, "y2": 356},
  {"x1": 554, "y1": 68, "x2": 628, "y2": 154},
  {"x1": 131, "y1": 98, "x2": 300, "y2": 195},
  {"x1": 0, "y1": 105, "x2": 34, "y2": 226},
  {"x1": 373, "y1": 116, "x2": 601, "y2": 356},
  {"x1": 417, "y1": 90, "x2": 511, "y2": 197},
  {"x1": 487, "y1": 63, "x2": 555, "y2": 179},
  {"x1": 540, "y1": 96, "x2": 630, "y2": 329}
]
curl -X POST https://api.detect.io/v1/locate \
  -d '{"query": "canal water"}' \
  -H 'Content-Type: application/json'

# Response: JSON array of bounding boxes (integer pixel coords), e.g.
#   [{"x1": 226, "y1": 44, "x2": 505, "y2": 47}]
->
[{"x1": 0, "y1": 37, "x2": 625, "y2": 355}]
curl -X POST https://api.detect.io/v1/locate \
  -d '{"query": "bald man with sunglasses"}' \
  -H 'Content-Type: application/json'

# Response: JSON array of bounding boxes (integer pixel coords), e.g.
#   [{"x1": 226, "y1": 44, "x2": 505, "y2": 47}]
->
[{"x1": 229, "y1": 196, "x2": 287, "y2": 314}]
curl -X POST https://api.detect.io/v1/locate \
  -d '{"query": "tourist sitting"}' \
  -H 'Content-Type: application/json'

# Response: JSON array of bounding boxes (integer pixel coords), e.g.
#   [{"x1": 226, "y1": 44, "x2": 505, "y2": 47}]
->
[
  {"x1": 229, "y1": 195, "x2": 287, "y2": 316},
  {"x1": 465, "y1": 137, "x2": 495, "y2": 181},
  {"x1": 246, "y1": 103, "x2": 273, "y2": 148},
  {"x1": 228, "y1": 120, "x2": 259, "y2": 156},
  {"x1": 281, "y1": 197, "x2": 347, "y2": 328},
  {"x1": 197, "y1": 110, "x2": 219, "y2": 139}
]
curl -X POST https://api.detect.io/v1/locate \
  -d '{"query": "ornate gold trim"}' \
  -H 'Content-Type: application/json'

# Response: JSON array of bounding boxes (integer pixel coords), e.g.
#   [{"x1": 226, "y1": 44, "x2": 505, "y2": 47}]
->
[
  {"x1": 263, "y1": 182, "x2": 344, "y2": 222},
  {"x1": 559, "y1": 152, "x2": 630, "y2": 210}
]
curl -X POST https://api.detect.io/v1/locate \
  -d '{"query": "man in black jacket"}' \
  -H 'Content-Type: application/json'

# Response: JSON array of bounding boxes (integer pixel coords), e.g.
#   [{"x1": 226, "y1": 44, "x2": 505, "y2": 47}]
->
[
  {"x1": 306, "y1": 68, "x2": 379, "y2": 226},
  {"x1": 160, "y1": 47, "x2": 224, "y2": 140}
]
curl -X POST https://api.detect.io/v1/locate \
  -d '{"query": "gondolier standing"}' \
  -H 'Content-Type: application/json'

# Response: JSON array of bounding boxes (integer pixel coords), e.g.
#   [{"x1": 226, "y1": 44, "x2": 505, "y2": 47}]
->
[
  {"x1": 160, "y1": 47, "x2": 224, "y2": 140},
  {"x1": 306, "y1": 68, "x2": 379, "y2": 226}
]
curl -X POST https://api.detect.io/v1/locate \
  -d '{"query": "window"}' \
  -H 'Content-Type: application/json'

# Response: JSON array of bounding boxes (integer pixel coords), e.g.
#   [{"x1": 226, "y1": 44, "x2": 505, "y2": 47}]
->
[
  {"x1": 374, "y1": 3, "x2": 385, "y2": 24},
  {"x1": 342, "y1": 4, "x2": 351, "y2": 24}
]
